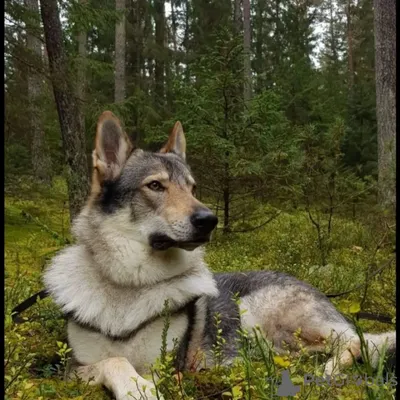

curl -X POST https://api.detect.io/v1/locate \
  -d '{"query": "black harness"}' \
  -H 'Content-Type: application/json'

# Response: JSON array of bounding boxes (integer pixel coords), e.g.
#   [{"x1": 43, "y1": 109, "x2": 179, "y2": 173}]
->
[
  {"x1": 12, "y1": 290, "x2": 200, "y2": 371},
  {"x1": 11, "y1": 289, "x2": 49, "y2": 323},
  {"x1": 66, "y1": 297, "x2": 199, "y2": 341}
]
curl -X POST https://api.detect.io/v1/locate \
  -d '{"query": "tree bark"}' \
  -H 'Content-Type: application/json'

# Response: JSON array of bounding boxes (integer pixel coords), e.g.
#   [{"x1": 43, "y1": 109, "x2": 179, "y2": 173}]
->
[
  {"x1": 183, "y1": 0, "x2": 190, "y2": 83},
  {"x1": 234, "y1": 0, "x2": 241, "y2": 32},
  {"x1": 25, "y1": 0, "x2": 52, "y2": 184},
  {"x1": 171, "y1": 0, "x2": 179, "y2": 76},
  {"x1": 77, "y1": 0, "x2": 87, "y2": 133},
  {"x1": 143, "y1": 1, "x2": 153, "y2": 94},
  {"x1": 243, "y1": 0, "x2": 252, "y2": 103},
  {"x1": 40, "y1": 0, "x2": 89, "y2": 221},
  {"x1": 346, "y1": 0, "x2": 354, "y2": 89},
  {"x1": 115, "y1": 0, "x2": 126, "y2": 103},
  {"x1": 329, "y1": 0, "x2": 338, "y2": 62},
  {"x1": 165, "y1": 16, "x2": 173, "y2": 109},
  {"x1": 373, "y1": 0, "x2": 396, "y2": 207},
  {"x1": 254, "y1": 0, "x2": 264, "y2": 92},
  {"x1": 154, "y1": 0, "x2": 165, "y2": 104}
]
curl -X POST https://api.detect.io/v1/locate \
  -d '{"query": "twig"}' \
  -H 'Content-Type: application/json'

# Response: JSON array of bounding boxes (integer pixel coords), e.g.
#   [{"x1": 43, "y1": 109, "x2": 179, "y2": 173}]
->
[
  {"x1": 21, "y1": 210, "x2": 70, "y2": 245},
  {"x1": 230, "y1": 211, "x2": 281, "y2": 233}
]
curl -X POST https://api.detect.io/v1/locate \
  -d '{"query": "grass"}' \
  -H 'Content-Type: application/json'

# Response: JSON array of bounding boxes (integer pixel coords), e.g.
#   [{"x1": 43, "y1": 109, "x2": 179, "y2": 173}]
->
[{"x1": 5, "y1": 177, "x2": 396, "y2": 399}]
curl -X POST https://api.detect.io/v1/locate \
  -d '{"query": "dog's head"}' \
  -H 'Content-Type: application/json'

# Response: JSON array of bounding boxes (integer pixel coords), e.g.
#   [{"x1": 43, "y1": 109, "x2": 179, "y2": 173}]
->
[{"x1": 88, "y1": 111, "x2": 218, "y2": 251}]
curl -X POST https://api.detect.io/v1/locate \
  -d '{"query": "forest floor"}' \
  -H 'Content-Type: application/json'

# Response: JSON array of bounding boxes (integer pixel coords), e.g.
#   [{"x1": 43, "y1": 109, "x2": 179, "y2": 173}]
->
[{"x1": 5, "y1": 177, "x2": 396, "y2": 399}]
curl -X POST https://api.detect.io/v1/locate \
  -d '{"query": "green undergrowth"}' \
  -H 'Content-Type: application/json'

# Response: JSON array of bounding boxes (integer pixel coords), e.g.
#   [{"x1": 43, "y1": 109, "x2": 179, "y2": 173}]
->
[{"x1": 5, "y1": 177, "x2": 396, "y2": 399}]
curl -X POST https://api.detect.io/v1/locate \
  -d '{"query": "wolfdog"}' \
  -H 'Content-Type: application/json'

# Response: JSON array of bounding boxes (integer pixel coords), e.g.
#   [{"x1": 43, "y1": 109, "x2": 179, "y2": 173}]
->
[{"x1": 44, "y1": 111, "x2": 395, "y2": 400}]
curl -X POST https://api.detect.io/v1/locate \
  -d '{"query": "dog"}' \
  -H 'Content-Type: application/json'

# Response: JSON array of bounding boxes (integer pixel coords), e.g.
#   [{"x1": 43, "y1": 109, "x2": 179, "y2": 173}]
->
[{"x1": 44, "y1": 111, "x2": 396, "y2": 400}]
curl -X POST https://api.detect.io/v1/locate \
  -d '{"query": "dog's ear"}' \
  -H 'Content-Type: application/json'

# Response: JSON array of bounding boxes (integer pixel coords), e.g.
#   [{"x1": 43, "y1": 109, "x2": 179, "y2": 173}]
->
[
  {"x1": 159, "y1": 121, "x2": 186, "y2": 160},
  {"x1": 93, "y1": 111, "x2": 133, "y2": 182}
]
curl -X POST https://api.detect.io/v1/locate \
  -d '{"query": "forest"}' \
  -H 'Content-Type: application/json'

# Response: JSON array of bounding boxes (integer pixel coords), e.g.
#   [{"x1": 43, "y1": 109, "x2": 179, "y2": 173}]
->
[{"x1": 5, "y1": 0, "x2": 396, "y2": 399}]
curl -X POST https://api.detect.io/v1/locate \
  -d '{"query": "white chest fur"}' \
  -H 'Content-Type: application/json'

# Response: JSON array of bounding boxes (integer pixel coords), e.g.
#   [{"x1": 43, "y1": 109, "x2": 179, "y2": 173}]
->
[
  {"x1": 44, "y1": 240, "x2": 218, "y2": 373},
  {"x1": 68, "y1": 313, "x2": 189, "y2": 374}
]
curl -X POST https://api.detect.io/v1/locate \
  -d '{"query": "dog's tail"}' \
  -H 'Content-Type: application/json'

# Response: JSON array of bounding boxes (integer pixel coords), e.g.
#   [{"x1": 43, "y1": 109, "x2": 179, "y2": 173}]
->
[{"x1": 363, "y1": 331, "x2": 396, "y2": 370}]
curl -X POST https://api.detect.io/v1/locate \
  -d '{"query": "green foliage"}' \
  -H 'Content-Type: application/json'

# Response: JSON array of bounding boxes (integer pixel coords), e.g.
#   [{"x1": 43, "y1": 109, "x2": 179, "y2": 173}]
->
[{"x1": 147, "y1": 29, "x2": 296, "y2": 230}]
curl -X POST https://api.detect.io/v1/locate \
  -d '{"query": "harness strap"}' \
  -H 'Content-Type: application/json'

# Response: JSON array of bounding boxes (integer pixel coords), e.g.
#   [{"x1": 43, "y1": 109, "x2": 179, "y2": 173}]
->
[
  {"x1": 11, "y1": 289, "x2": 49, "y2": 323},
  {"x1": 66, "y1": 296, "x2": 201, "y2": 344},
  {"x1": 174, "y1": 297, "x2": 199, "y2": 372}
]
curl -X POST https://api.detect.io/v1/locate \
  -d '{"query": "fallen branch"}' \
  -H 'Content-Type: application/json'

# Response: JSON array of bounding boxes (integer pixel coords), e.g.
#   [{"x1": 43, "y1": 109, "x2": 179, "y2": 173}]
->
[
  {"x1": 21, "y1": 210, "x2": 70, "y2": 245},
  {"x1": 229, "y1": 211, "x2": 281, "y2": 233}
]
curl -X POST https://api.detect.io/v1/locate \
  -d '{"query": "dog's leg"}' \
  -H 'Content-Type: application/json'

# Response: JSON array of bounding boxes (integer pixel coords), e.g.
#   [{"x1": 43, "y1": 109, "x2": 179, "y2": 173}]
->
[
  {"x1": 324, "y1": 335, "x2": 361, "y2": 376},
  {"x1": 75, "y1": 357, "x2": 161, "y2": 400}
]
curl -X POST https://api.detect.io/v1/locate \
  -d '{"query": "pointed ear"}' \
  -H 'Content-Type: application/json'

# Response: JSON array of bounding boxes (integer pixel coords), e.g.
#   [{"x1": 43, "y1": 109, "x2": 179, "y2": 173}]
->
[
  {"x1": 159, "y1": 121, "x2": 186, "y2": 160},
  {"x1": 92, "y1": 111, "x2": 133, "y2": 182}
]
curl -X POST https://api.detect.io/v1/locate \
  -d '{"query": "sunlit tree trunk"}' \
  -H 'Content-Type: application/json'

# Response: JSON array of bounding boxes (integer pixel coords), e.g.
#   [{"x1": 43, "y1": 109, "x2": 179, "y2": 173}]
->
[
  {"x1": 243, "y1": 0, "x2": 252, "y2": 102},
  {"x1": 115, "y1": 0, "x2": 126, "y2": 103},
  {"x1": 374, "y1": 0, "x2": 396, "y2": 207},
  {"x1": 154, "y1": 0, "x2": 165, "y2": 104},
  {"x1": 345, "y1": 0, "x2": 354, "y2": 89},
  {"x1": 26, "y1": 0, "x2": 52, "y2": 184}
]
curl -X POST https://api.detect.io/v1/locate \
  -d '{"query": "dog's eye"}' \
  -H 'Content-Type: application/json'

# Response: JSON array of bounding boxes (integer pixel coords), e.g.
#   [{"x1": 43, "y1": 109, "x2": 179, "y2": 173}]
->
[
  {"x1": 192, "y1": 185, "x2": 197, "y2": 196},
  {"x1": 147, "y1": 181, "x2": 164, "y2": 191}
]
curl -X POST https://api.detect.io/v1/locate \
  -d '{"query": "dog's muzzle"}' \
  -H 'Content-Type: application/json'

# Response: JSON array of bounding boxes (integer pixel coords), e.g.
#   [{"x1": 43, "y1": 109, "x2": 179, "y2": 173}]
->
[{"x1": 149, "y1": 210, "x2": 218, "y2": 251}]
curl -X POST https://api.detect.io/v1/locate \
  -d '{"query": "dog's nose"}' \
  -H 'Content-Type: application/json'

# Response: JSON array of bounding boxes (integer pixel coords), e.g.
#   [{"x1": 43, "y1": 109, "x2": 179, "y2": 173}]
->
[{"x1": 190, "y1": 210, "x2": 218, "y2": 234}]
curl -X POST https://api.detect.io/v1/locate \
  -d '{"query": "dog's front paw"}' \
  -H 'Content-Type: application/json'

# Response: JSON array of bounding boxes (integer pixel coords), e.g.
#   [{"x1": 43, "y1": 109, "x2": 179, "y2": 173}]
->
[
  {"x1": 76, "y1": 364, "x2": 103, "y2": 385},
  {"x1": 118, "y1": 378, "x2": 162, "y2": 400},
  {"x1": 324, "y1": 358, "x2": 337, "y2": 377}
]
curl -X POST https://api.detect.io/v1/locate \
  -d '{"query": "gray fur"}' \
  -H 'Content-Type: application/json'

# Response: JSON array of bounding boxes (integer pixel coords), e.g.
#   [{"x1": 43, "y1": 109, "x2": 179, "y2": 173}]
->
[{"x1": 204, "y1": 271, "x2": 349, "y2": 360}]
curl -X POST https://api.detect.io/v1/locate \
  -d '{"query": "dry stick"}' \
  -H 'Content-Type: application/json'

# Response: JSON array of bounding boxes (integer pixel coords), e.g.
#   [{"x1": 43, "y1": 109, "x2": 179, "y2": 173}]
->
[
  {"x1": 21, "y1": 210, "x2": 70, "y2": 245},
  {"x1": 230, "y1": 211, "x2": 281, "y2": 233}
]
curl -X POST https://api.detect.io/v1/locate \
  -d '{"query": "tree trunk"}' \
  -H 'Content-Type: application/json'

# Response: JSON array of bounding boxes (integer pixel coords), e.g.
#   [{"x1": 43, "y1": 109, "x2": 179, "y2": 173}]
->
[
  {"x1": 274, "y1": 0, "x2": 281, "y2": 69},
  {"x1": 329, "y1": 0, "x2": 338, "y2": 62},
  {"x1": 165, "y1": 17, "x2": 173, "y2": 109},
  {"x1": 373, "y1": 0, "x2": 396, "y2": 207},
  {"x1": 76, "y1": 0, "x2": 87, "y2": 133},
  {"x1": 346, "y1": 0, "x2": 354, "y2": 89},
  {"x1": 254, "y1": 0, "x2": 264, "y2": 92},
  {"x1": 171, "y1": 0, "x2": 179, "y2": 76},
  {"x1": 223, "y1": 186, "x2": 230, "y2": 233},
  {"x1": 143, "y1": 1, "x2": 153, "y2": 94},
  {"x1": 115, "y1": 0, "x2": 126, "y2": 103},
  {"x1": 154, "y1": 0, "x2": 165, "y2": 104},
  {"x1": 243, "y1": 0, "x2": 252, "y2": 103},
  {"x1": 234, "y1": 0, "x2": 241, "y2": 32},
  {"x1": 183, "y1": 0, "x2": 190, "y2": 83},
  {"x1": 25, "y1": 0, "x2": 52, "y2": 184},
  {"x1": 40, "y1": 0, "x2": 89, "y2": 221}
]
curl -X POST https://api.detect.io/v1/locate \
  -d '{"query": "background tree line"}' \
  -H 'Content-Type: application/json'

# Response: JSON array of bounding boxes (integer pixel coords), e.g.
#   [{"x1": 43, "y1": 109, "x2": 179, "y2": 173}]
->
[{"x1": 5, "y1": 0, "x2": 395, "y2": 229}]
